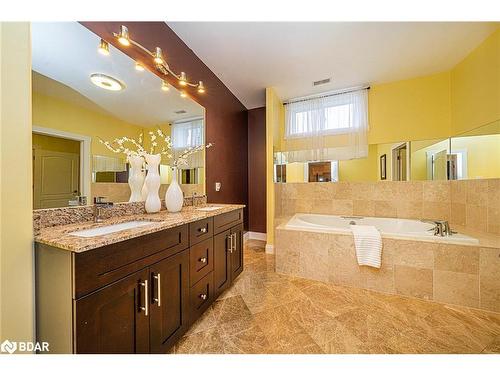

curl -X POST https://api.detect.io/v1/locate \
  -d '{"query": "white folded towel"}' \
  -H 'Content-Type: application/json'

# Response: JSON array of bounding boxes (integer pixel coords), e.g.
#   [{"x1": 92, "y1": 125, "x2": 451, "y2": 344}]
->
[{"x1": 350, "y1": 225, "x2": 382, "y2": 268}]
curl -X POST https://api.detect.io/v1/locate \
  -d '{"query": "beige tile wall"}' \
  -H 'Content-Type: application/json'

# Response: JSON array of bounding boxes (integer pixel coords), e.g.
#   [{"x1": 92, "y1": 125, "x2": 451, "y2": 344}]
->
[
  {"x1": 275, "y1": 179, "x2": 500, "y2": 234},
  {"x1": 275, "y1": 228, "x2": 500, "y2": 313}
]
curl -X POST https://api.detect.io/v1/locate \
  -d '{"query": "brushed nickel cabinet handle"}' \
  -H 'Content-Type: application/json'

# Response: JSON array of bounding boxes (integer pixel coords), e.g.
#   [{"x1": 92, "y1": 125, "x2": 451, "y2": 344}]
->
[
  {"x1": 199, "y1": 257, "x2": 207, "y2": 263},
  {"x1": 228, "y1": 234, "x2": 233, "y2": 253},
  {"x1": 140, "y1": 280, "x2": 149, "y2": 316},
  {"x1": 199, "y1": 227, "x2": 207, "y2": 233},
  {"x1": 199, "y1": 293, "x2": 207, "y2": 300},
  {"x1": 233, "y1": 233, "x2": 237, "y2": 252},
  {"x1": 153, "y1": 273, "x2": 161, "y2": 307}
]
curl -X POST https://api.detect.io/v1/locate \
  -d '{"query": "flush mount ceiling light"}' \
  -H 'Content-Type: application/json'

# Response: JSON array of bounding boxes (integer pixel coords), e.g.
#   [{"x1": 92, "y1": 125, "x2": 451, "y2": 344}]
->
[
  {"x1": 112, "y1": 24, "x2": 206, "y2": 94},
  {"x1": 90, "y1": 73, "x2": 125, "y2": 91},
  {"x1": 135, "y1": 62, "x2": 144, "y2": 71}
]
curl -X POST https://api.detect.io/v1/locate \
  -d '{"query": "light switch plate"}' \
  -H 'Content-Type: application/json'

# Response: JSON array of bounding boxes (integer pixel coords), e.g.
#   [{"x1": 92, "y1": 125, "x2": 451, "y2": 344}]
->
[{"x1": 215, "y1": 182, "x2": 221, "y2": 192}]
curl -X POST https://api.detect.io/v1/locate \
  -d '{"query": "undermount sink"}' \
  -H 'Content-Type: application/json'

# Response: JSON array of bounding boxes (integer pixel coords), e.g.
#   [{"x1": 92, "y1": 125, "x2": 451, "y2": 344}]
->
[
  {"x1": 69, "y1": 221, "x2": 155, "y2": 238},
  {"x1": 196, "y1": 206, "x2": 224, "y2": 212}
]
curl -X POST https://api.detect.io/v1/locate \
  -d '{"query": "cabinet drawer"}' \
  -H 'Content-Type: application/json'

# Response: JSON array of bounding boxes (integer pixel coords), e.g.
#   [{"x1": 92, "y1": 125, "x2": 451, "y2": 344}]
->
[
  {"x1": 189, "y1": 272, "x2": 213, "y2": 321},
  {"x1": 189, "y1": 238, "x2": 214, "y2": 286},
  {"x1": 189, "y1": 218, "x2": 213, "y2": 246},
  {"x1": 74, "y1": 225, "x2": 189, "y2": 298},
  {"x1": 213, "y1": 209, "x2": 243, "y2": 235}
]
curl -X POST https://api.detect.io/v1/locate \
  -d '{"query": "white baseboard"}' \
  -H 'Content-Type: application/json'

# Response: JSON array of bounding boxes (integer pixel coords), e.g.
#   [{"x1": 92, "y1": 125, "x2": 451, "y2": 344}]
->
[
  {"x1": 265, "y1": 244, "x2": 274, "y2": 254},
  {"x1": 245, "y1": 231, "x2": 267, "y2": 241}
]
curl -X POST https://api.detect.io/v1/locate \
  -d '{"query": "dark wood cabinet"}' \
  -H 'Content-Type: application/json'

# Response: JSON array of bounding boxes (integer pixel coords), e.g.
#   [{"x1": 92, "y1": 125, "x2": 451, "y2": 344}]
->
[
  {"x1": 74, "y1": 268, "x2": 150, "y2": 354},
  {"x1": 213, "y1": 219, "x2": 244, "y2": 298},
  {"x1": 230, "y1": 223, "x2": 244, "y2": 281},
  {"x1": 36, "y1": 208, "x2": 244, "y2": 354},
  {"x1": 213, "y1": 229, "x2": 231, "y2": 295},
  {"x1": 149, "y1": 249, "x2": 189, "y2": 353}
]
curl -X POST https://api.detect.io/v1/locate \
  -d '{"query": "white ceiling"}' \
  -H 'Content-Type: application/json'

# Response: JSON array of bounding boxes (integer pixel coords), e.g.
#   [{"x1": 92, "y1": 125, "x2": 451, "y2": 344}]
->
[
  {"x1": 167, "y1": 22, "x2": 499, "y2": 109},
  {"x1": 31, "y1": 22, "x2": 204, "y2": 126}
]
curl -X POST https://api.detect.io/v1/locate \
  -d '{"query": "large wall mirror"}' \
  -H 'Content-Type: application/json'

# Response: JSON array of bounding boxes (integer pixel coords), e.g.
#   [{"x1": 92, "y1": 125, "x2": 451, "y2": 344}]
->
[
  {"x1": 31, "y1": 22, "x2": 206, "y2": 209},
  {"x1": 274, "y1": 120, "x2": 500, "y2": 183}
]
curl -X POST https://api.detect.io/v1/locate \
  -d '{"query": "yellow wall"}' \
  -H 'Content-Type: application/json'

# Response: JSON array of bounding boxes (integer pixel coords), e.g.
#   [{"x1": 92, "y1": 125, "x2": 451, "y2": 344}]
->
[
  {"x1": 286, "y1": 162, "x2": 306, "y2": 182},
  {"x1": 0, "y1": 22, "x2": 34, "y2": 346},
  {"x1": 339, "y1": 144, "x2": 378, "y2": 181},
  {"x1": 451, "y1": 28, "x2": 500, "y2": 135},
  {"x1": 368, "y1": 72, "x2": 452, "y2": 144},
  {"x1": 452, "y1": 134, "x2": 500, "y2": 179},
  {"x1": 32, "y1": 91, "x2": 144, "y2": 160},
  {"x1": 32, "y1": 133, "x2": 80, "y2": 153},
  {"x1": 266, "y1": 88, "x2": 284, "y2": 247}
]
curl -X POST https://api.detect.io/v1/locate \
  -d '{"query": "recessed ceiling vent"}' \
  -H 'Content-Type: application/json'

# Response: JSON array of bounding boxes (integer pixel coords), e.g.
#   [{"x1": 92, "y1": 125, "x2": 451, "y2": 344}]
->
[
  {"x1": 174, "y1": 110, "x2": 187, "y2": 114},
  {"x1": 313, "y1": 78, "x2": 331, "y2": 86}
]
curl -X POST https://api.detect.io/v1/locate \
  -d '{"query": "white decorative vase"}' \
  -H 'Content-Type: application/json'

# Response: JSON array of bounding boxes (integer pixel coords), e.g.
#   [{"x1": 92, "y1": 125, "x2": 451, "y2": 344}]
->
[
  {"x1": 127, "y1": 155, "x2": 145, "y2": 203},
  {"x1": 141, "y1": 176, "x2": 148, "y2": 201},
  {"x1": 144, "y1": 154, "x2": 161, "y2": 213},
  {"x1": 165, "y1": 167, "x2": 184, "y2": 213}
]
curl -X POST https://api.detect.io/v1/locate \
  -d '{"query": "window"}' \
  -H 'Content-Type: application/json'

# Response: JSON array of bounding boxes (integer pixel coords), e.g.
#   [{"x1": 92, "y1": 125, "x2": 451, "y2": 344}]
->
[
  {"x1": 291, "y1": 102, "x2": 354, "y2": 137},
  {"x1": 171, "y1": 118, "x2": 204, "y2": 150}
]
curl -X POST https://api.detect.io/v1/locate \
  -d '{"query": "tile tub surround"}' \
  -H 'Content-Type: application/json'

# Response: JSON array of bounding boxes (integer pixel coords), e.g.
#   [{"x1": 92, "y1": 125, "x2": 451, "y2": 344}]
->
[
  {"x1": 274, "y1": 179, "x2": 500, "y2": 235},
  {"x1": 275, "y1": 228, "x2": 500, "y2": 313},
  {"x1": 33, "y1": 195, "x2": 208, "y2": 233},
  {"x1": 34, "y1": 203, "x2": 243, "y2": 253}
]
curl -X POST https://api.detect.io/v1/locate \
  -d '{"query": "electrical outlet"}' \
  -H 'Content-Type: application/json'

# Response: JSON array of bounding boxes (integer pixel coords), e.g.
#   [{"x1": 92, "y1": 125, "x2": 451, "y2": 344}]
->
[{"x1": 215, "y1": 182, "x2": 221, "y2": 192}]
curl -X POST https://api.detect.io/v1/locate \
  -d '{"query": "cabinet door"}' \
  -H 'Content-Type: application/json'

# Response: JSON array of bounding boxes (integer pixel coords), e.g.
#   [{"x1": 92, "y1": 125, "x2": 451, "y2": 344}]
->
[
  {"x1": 213, "y1": 229, "x2": 231, "y2": 296},
  {"x1": 149, "y1": 249, "x2": 189, "y2": 353},
  {"x1": 74, "y1": 268, "x2": 150, "y2": 354},
  {"x1": 230, "y1": 224, "x2": 244, "y2": 281}
]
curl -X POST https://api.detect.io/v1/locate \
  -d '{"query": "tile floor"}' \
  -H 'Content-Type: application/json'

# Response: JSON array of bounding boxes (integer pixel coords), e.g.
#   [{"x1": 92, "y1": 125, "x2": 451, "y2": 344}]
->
[{"x1": 171, "y1": 239, "x2": 500, "y2": 354}]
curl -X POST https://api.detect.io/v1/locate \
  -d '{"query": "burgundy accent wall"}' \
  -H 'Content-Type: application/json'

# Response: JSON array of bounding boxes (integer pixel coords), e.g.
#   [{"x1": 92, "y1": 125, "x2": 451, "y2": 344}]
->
[
  {"x1": 247, "y1": 107, "x2": 267, "y2": 233},
  {"x1": 81, "y1": 22, "x2": 248, "y2": 225}
]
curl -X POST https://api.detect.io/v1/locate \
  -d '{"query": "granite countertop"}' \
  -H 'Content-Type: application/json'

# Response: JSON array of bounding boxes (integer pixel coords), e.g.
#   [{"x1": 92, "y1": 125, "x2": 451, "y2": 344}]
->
[{"x1": 34, "y1": 204, "x2": 245, "y2": 253}]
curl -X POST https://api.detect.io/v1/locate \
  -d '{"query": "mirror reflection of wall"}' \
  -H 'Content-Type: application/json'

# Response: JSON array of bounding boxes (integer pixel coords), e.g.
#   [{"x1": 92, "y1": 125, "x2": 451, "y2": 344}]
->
[
  {"x1": 273, "y1": 119, "x2": 500, "y2": 184},
  {"x1": 31, "y1": 22, "x2": 206, "y2": 209}
]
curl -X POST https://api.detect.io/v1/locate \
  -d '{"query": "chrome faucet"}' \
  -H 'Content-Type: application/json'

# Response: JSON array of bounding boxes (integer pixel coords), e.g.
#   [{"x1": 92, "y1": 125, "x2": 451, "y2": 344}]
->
[
  {"x1": 192, "y1": 192, "x2": 198, "y2": 207},
  {"x1": 93, "y1": 196, "x2": 114, "y2": 223},
  {"x1": 422, "y1": 219, "x2": 455, "y2": 237}
]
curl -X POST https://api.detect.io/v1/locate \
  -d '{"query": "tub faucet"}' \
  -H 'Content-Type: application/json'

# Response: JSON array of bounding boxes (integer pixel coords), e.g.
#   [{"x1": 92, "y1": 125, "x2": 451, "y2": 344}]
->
[
  {"x1": 93, "y1": 196, "x2": 114, "y2": 223},
  {"x1": 423, "y1": 219, "x2": 455, "y2": 236}
]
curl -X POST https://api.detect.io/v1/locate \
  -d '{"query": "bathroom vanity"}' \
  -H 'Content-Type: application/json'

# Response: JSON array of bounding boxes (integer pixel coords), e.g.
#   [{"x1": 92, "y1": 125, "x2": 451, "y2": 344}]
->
[{"x1": 35, "y1": 206, "x2": 244, "y2": 354}]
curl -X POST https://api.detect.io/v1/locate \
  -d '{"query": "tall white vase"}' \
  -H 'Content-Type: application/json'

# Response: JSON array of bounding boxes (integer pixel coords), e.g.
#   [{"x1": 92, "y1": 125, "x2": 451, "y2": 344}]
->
[
  {"x1": 144, "y1": 154, "x2": 161, "y2": 213},
  {"x1": 165, "y1": 167, "x2": 184, "y2": 213},
  {"x1": 127, "y1": 155, "x2": 145, "y2": 203}
]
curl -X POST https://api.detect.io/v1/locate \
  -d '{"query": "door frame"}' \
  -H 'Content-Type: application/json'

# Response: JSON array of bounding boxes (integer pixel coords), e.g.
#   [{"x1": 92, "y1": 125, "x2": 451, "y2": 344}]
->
[
  {"x1": 391, "y1": 142, "x2": 410, "y2": 181},
  {"x1": 32, "y1": 126, "x2": 91, "y2": 201}
]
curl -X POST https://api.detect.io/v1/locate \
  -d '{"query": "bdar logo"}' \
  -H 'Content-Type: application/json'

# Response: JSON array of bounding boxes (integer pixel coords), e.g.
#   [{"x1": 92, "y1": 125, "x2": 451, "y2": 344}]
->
[{"x1": 1, "y1": 340, "x2": 17, "y2": 354}]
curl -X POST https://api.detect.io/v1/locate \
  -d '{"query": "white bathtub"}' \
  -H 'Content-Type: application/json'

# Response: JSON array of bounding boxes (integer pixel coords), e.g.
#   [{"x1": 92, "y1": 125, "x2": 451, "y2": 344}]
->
[{"x1": 284, "y1": 213, "x2": 479, "y2": 245}]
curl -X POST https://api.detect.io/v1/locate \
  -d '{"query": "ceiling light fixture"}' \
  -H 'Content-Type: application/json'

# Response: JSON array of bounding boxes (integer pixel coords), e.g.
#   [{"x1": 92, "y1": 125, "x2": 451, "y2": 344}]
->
[
  {"x1": 112, "y1": 24, "x2": 206, "y2": 94},
  {"x1": 179, "y1": 72, "x2": 187, "y2": 86},
  {"x1": 98, "y1": 39, "x2": 110, "y2": 56},
  {"x1": 197, "y1": 81, "x2": 205, "y2": 94},
  {"x1": 161, "y1": 80, "x2": 170, "y2": 91},
  {"x1": 90, "y1": 73, "x2": 125, "y2": 91},
  {"x1": 180, "y1": 91, "x2": 187, "y2": 98},
  {"x1": 153, "y1": 47, "x2": 164, "y2": 65},
  {"x1": 117, "y1": 25, "x2": 130, "y2": 46},
  {"x1": 135, "y1": 62, "x2": 144, "y2": 71}
]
